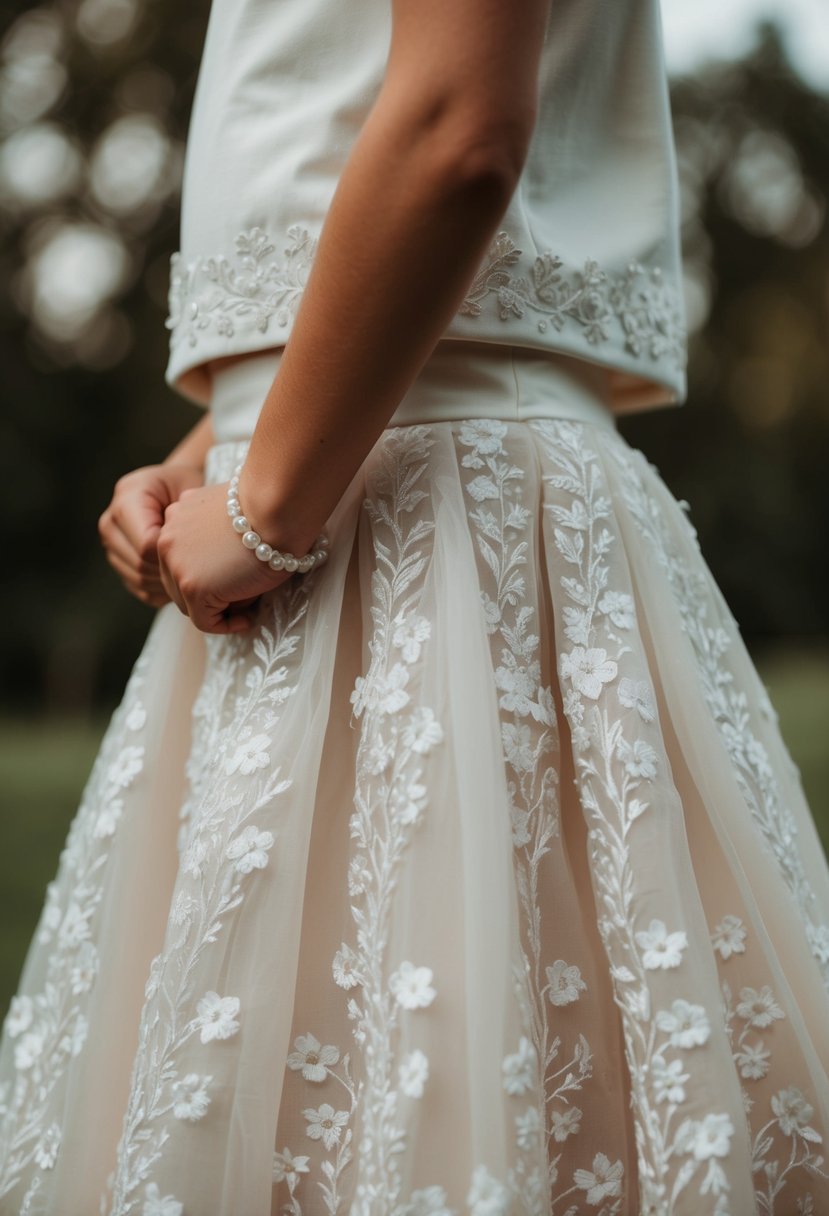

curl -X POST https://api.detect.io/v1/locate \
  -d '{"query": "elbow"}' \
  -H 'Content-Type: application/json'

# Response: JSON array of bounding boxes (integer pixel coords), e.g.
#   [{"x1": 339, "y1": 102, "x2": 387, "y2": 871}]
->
[{"x1": 438, "y1": 107, "x2": 536, "y2": 205}]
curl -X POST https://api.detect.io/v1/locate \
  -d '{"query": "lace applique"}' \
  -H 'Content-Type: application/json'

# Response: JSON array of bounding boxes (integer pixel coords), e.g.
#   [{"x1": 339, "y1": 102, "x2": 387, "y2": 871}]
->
[
  {"x1": 0, "y1": 635, "x2": 152, "y2": 1206},
  {"x1": 531, "y1": 419, "x2": 741, "y2": 1215},
  {"x1": 606, "y1": 439, "x2": 829, "y2": 989},
  {"x1": 165, "y1": 226, "x2": 685, "y2": 372}
]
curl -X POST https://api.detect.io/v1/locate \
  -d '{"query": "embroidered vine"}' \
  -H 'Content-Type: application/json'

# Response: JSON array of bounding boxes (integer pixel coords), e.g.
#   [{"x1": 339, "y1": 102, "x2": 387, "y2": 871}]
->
[
  {"x1": 605, "y1": 437, "x2": 829, "y2": 990},
  {"x1": 531, "y1": 418, "x2": 738, "y2": 1215},
  {"x1": 165, "y1": 226, "x2": 685, "y2": 375},
  {"x1": 0, "y1": 636, "x2": 152, "y2": 1204}
]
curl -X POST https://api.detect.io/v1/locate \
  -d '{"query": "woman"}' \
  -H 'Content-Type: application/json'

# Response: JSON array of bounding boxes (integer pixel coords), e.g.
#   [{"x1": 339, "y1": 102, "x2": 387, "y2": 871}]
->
[{"x1": 1, "y1": 0, "x2": 828, "y2": 1212}]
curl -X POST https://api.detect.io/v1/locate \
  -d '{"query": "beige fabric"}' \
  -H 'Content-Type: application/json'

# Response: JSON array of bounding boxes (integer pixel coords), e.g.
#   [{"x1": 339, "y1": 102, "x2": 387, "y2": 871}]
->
[{"x1": 1, "y1": 348, "x2": 828, "y2": 1215}]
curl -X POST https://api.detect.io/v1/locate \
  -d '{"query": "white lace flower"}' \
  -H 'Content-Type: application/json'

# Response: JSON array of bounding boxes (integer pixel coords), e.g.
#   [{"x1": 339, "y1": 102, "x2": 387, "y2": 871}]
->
[
  {"x1": 559, "y1": 646, "x2": 618, "y2": 700},
  {"x1": 573, "y1": 1153, "x2": 624, "y2": 1204},
  {"x1": 545, "y1": 959, "x2": 587, "y2": 1006},
  {"x1": 389, "y1": 961, "x2": 436, "y2": 1009},
  {"x1": 392, "y1": 779, "x2": 428, "y2": 826},
  {"x1": 226, "y1": 825, "x2": 274, "y2": 874},
  {"x1": 195, "y1": 991, "x2": 241, "y2": 1043},
  {"x1": 597, "y1": 590, "x2": 635, "y2": 629},
  {"x1": 735, "y1": 985, "x2": 785, "y2": 1028},
  {"x1": 651, "y1": 1056, "x2": 688, "y2": 1104},
  {"x1": 509, "y1": 804, "x2": 531, "y2": 848},
  {"x1": 398, "y1": 1048, "x2": 429, "y2": 1098},
  {"x1": 514, "y1": 1105, "x2": 542, "y2": 1150},
  {"x1": 365, "y1": 734, "x2": 394, "y2": 774},
  {"x1": 458, "y1": 419, "x2": 508, "y2": 454},
  {"x1": 34, "y1": 1122, "x2": 61, "y2": 1169},
  {"x1": 287, "y1": 1033, "x2": 339, "y2": 1082},
  {"x1": 480, "y1": 591, "x2": 501, "y2": 633},
  {"x1": 635, "y1": 918, "x2": 687, "y2": 969},
  {"x1": 142, "y1": 1184, "x2": 183, "y2": 1216},
  {"x1": 655, "y1": 999, "x2": 711, "y2": 1048},
  {"x1": 401, "y1": 707, "x2": 444, "y2": 754},
  {"x1": 14, "y1": 1029, "x2": 45, "y2": 1070},
  {"x1": 404, "y1": 1185, "x2": 455, "y2": 1216},
  {"x1": 58, "y1": 902, "x2": 92, "y2": 948},
  {"x1": 171, "y1": 1073, "x2": 212, "y2": 1121},
  {"x1": 93, "y1": 798, "x2": 125, "y2": 838},
  {"x1": 675, "y1": 1112, "x2": 734, "y2": 1160},
  {"x1": 501, "y1": 722, "x2": 535, "y2": 772},
  {"x1": 5, "y1": 995, "x2": 33, "y2": 1038},
  {"x1": 710, "y1": 914, "x2": 747, "y2": 960},
  {"x1": 273, "y1": 1146, "x2": 311, "y2": 1183},
  {"x1": 502, "y1": 1036, "x2": 536, "y2": 1096},
  {"x1": 332, "y1": 943, "x2": 360, "y2": 989},
  {"x1": 618, "y1": 738, "x2": 658, "y2": 780},
  {"x1": 806, "y1": 921, "x2": 829, "y2": 965},
  {"x1": 467, "y1": 475, "x2": 500, "y2": 502},
  {"x1": 171, "y1": 891, "x2": 197, "y2": 928},
  {"x1": 69, "y1": 941, "x2": 98, "y2": 996},
  {"x1": 494, "y1": 661, "x2": 538, "y2": 716},
  {"x1": 36, "y1": 883, "x2": 62, "y2": 943},
  {"x1": 225, "y1": 732, "x2": 270, "y2": 775},
  {"x1": 65, "y1": 1012, "x2": 88, "y2": 1056},
  {"x1": 107, "y1": 745, "x2": 144, "y2": 789},
  {"x1": 617, "y1": 677, "x2": 656, "y2": 722},
  {"x1": 302, "y1": 1103, "x2": 349, "y2": 1150},
  {"x1": 551, "y1": 1105, "x2": 582, "y2": 1141},
  {"x1": 466, "y1": 1164, "x2": 511, "y2": 1216},
  {"x1": 771, "y1": 1087, "x2": 818, "y2": 1137},
  {"x1": 735, "y1": 1041, "x2": 770, "y2": 1080},
  {"x1": 126, "y1": 703, "x2": 146, "y2": 731},
  {"x1": 392, "y1": 613, "x2": 431, "y2": 663}
]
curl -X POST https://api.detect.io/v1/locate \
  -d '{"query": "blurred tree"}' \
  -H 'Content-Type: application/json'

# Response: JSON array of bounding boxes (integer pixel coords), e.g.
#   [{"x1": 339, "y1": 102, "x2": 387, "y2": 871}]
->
[{"x1": 0, "y1": 10, "x2": 827, "y2": 714}]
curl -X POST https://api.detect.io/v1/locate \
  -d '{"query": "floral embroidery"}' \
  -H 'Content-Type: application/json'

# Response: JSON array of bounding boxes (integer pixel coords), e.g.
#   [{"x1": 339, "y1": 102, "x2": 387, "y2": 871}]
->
[
  {"x1": 0, "y1": 641, "x2": 152, "y2": 1203},
  {"x1": 165, "y1": 226, "x2": 685, "y2": 373},
  {"x1": 532, "y1": 418, "x2": 740, "y2": 1213},
  {"x1": 106, "y1": 450, "x2": 321, "y2": 1212},
  {"x1": 606, "y1": 437, "x2": 829, "y2": 989}
]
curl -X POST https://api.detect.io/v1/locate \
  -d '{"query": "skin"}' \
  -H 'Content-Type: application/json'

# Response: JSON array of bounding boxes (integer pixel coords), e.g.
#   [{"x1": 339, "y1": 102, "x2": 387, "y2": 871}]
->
[{"x1": 100, "y1": 0, "x2": 551, "y2": 633}]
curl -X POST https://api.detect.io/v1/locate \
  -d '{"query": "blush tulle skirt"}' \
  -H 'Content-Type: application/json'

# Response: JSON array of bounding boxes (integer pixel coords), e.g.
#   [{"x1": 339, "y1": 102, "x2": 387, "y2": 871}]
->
[{"x1": 1, "y1": 343, "x2": 829, "y2": 1216}]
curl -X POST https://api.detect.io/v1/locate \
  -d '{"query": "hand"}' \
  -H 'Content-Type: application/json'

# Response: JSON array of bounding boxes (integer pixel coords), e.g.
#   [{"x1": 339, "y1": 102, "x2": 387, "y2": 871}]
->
[
  {"x1": 156, "y1": 482, "x2": 301, "y2": 634},
  {"x1": 98, "y1": 463, "x2": 205, "y2": 607}
]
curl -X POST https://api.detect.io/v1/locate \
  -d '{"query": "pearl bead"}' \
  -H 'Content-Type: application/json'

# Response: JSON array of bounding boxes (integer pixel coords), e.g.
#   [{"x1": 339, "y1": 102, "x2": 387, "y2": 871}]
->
[
  {"x1": 282, "y1": 555, "x2": 299, "y2": 572},
  {"x1": 313, "y1": 549, "x2": 328, "y2": 564},
  {"x1": 232, "y1": 516, "x2": 248, "y2": 533},
  {"x1": 242, "y1": 531, "x2": 261, "y2": 549},
  {"x1": 297, "y1": 555, "x2": 314, "y2": 573},
  {"x1": 269, "y1": 552, "x2": 285, "y2": 570},
  {"x1": 255, "y1": 543, "x2": 273, "y2": 562},
  {"x1": 226, "y1": 500, "x2": 240, "y2": 517}
]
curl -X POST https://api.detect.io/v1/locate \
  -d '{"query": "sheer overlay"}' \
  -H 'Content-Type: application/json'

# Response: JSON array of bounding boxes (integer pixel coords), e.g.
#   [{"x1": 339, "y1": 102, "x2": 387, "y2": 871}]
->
[{"x1": 1, "y1": 383, "x2": 828, "y2": 1215}]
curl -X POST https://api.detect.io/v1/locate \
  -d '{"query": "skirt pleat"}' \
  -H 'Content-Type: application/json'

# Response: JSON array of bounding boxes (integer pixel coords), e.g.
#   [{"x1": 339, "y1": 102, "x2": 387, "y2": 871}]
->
[{"x1": 1, "y1": 412, "x2": 828, "y2": 1216}]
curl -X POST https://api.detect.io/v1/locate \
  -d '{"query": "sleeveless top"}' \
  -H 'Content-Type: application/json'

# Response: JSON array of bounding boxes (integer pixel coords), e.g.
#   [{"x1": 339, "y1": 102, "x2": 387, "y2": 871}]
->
[{"x1": 164, "y1": 0, "x2": 687, "y2": 416}]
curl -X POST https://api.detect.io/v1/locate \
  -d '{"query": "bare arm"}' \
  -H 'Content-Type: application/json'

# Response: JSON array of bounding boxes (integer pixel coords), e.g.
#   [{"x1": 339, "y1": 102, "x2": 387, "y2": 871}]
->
[
  {"x1": 158, "y1": 0, "x2": 550, "y2": 631},
  {"x1": 238, "y1": 0, "x2": 550, "y2": 551}
]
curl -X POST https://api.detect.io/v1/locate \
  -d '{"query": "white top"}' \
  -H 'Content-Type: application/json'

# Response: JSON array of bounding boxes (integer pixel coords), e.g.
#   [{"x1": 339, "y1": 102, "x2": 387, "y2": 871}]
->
[{"x1": 165, "y1": 0, "x2": 687, "y2": 415}]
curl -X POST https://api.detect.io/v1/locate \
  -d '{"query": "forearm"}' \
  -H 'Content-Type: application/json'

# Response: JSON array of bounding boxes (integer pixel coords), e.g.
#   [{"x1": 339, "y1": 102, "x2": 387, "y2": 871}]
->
[{"x1": 238, "y1": 93, "x2": 523, "y2": 553}]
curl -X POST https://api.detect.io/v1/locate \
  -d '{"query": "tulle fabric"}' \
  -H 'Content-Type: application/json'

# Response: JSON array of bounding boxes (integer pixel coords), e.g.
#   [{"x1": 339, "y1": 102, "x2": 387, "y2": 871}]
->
[{"x1": 1, "y1": 357, "x2": 829, "y2": 1216}]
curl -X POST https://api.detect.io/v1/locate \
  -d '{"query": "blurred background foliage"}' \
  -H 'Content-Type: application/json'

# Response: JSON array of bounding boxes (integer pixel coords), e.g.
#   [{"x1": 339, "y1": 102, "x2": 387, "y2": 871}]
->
[{"x1": 0, "y1": 3, "x2": 827, "y2": 1011}]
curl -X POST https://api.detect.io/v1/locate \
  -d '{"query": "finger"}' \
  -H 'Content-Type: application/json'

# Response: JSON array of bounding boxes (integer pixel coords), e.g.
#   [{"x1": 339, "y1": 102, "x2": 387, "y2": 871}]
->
[
  {"x1": 103, "y1": 521, "x2": 158, "y2": 578},
  {"x1": 113, "y1": 485, "x2": 166, "y2": 564},
  {"x1": 105, "y1": 550, "x2": 167, "y2": 600}
]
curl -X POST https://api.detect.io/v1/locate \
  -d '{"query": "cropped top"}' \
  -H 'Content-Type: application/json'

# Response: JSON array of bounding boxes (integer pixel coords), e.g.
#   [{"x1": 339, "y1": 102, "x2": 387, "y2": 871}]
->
[{"x1": 164, "y1": 0, "x2": 687, "y2": 415}]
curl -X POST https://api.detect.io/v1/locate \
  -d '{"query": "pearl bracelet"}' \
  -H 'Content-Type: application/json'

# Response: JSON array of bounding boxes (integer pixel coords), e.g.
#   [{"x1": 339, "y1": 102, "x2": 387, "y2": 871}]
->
[{"x1": 226, "y1": 464, "x2": 329, "y2": 574}]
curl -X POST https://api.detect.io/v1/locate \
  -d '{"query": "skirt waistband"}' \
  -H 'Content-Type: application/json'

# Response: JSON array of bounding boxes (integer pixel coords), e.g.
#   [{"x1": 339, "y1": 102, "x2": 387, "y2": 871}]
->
[{"x1": 208, "y1": 341, "x2": 619, "y2": 443}]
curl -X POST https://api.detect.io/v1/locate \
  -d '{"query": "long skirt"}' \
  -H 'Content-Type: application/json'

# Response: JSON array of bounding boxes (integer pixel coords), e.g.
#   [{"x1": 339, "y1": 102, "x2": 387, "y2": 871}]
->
[{"x1": 1, "y1": 342, "x2": 828, "y2": 1216}]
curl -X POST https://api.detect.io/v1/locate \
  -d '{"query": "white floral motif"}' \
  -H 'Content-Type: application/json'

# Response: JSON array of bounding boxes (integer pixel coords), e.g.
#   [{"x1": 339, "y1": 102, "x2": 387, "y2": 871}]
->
[
  {"x1": 0, "y1": 640, "x2": 152, "y2": 1204},
  {"x1": 302, "y1": 1103, "x2": 350, "y2": 1151},
  {"x1": 107, "y1": 512, "x2": 315, "y2": 1215},
  {"x1": 287, "y1": 1033, "x2": 339, "y2": 1082},
  {"x1": 502, "y1": 1036, "x2": 537, "y2": 1097},
  {"x1": 606, "y1": 435, "x2": 829, "y2": 986},
  {"x1": 532, "y1": 418, "x2": 739, "y2": 1212},
  {"x1": 194, "y1": 991, "x2": 241, "y2": 1044},
  {"x1": 710, "y1": 915, "x2": 747, "y2": 961},
  {"x1": 389, "y1": 962, "x2": 436, "y2": 1011},
  {"x1": 273, "y1": 1146, "x2": 311, "y2": 1184},
  {"x1": 466, "y1": 1164, "x2": 511, "y2": 1216},
  {"x1": 141, "y1": 1183, "x2": 183, "y2": 1216},
  {"x1": 398, "y1": 1050, "x2": 429, "y2": 1099},
  {"x1": 545, "y1": 960, "x2": 587, "y2": 1006},
  {"x1": 167, "y1": 227, "x2": 685, "y2": 372},
  {"x1": 171, "y1": 1073, "x2": 212, "y2": 1122}
]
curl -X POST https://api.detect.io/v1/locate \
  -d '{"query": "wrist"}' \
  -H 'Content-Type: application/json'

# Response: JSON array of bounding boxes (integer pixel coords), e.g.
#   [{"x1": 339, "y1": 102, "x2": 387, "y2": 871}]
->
[
  {"x1": 235, "y1": 467, "x2": 322, "y2": 561},
  {"x1": 228, "y1": 466, "x2": 328, "y2": 573}
]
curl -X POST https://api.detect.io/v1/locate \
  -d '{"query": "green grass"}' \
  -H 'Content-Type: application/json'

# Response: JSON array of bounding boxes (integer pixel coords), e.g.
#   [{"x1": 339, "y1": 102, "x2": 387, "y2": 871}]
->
[{"x1": 0, "y1": 647, "x2": 827, "y2": 1018}]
